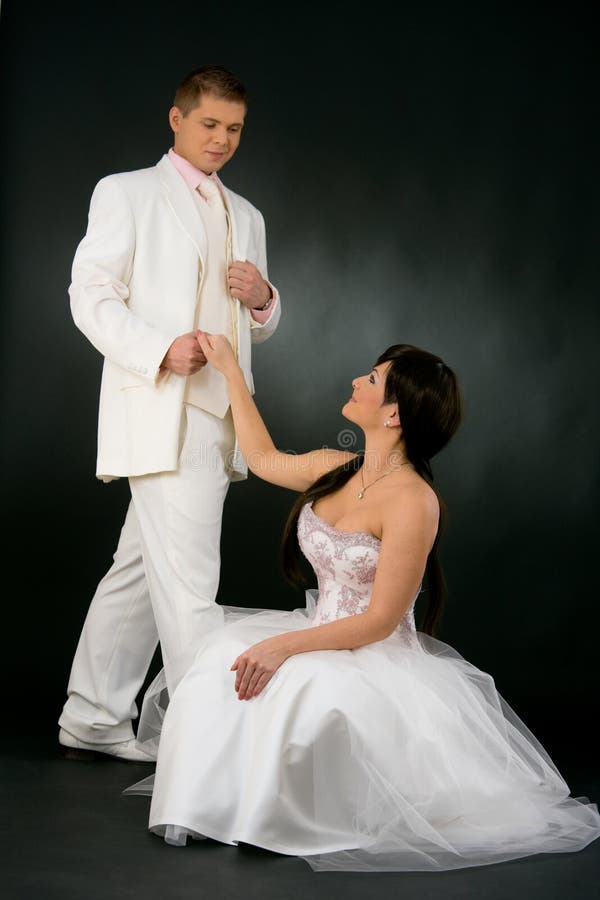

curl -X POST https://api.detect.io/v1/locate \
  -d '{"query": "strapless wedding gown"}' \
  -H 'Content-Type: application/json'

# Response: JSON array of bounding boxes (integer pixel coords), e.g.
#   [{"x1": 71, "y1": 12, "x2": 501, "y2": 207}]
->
[{"x1": 124, "y1": 501, "x2": 600, "y2": 871}]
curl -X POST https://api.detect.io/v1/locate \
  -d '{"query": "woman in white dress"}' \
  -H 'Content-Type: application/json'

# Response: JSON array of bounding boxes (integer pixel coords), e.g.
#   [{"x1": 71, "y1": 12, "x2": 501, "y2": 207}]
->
[{"x1": 124, "y1": 335, "x2": 600, "y2": 871}]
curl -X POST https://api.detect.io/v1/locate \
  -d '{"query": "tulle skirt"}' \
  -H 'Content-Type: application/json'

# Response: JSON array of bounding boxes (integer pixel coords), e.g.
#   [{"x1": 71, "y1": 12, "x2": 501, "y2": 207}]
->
[{"x1": 123, "y1": 592, "x2": 600, "y2": 871}]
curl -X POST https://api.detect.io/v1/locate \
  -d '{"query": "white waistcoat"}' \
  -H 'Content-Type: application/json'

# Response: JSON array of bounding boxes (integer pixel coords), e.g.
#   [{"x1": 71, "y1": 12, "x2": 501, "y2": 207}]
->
[{"x1": 184, "y1": 184, "x2": 239, "y2": 418}]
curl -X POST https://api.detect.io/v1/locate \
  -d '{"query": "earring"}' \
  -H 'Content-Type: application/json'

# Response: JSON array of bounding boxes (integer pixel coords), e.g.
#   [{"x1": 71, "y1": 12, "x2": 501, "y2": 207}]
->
[{"x1": 384, "y1": 420, "x2": 391, "y2": 427}]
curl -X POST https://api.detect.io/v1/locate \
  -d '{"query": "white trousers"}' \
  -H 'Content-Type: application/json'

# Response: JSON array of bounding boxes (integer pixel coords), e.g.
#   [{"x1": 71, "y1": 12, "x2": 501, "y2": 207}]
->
[{"x1": 59, "y1": 404, "x2": 235, "y2": 744}]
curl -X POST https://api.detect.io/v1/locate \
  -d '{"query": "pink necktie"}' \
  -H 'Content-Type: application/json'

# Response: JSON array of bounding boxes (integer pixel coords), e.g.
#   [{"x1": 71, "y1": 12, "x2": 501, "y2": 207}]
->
[{"x1": 197, "y1": 177, "x2": 222, "y2": 208}]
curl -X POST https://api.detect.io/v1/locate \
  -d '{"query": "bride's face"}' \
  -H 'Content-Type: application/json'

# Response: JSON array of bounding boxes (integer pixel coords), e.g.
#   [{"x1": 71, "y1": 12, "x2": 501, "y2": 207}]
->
[{"x1": 342, "y1": 361, "x2": 397, "y2": 429}]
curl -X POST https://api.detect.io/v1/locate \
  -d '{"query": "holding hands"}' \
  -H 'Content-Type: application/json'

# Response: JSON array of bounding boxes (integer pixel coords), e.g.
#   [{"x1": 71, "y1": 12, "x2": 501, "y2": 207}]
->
[
  {"x1": 196, "y1": 331, "x2": 238, "y2": 377},
  {"x1": 160, "y1": 332, "x2": 207, "y2": 376},
  {"x1": 160, "y1": 259, "x2": 271, "y2": 376},
  {"x1": 161, "y1": 331, "x2": 237, "y2": 377}
]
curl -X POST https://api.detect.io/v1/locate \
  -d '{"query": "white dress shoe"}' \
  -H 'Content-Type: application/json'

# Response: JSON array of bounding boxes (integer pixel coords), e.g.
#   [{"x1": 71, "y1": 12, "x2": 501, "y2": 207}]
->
[{"x1": 58, "y1": 727, "x2": 156, "y2": 763}]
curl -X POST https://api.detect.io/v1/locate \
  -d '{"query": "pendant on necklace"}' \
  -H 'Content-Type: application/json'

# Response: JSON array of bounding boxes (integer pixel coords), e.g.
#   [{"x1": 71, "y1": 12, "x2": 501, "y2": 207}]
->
[{"x1": 357, "y1": 490, "x2": 364, "y2": 499}]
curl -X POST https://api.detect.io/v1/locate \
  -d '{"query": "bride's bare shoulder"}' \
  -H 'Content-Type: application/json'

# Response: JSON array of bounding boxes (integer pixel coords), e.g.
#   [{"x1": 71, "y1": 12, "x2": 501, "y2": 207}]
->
[{"x1": 381, "y1": 477, "x2": 440, "y2": 542}]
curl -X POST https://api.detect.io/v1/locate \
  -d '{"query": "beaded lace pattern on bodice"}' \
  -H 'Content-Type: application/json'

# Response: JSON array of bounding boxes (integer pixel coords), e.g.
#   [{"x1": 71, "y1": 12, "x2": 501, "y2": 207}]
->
[{"x1": 297, "y1": 501, "x2": 420, "y2": 644}]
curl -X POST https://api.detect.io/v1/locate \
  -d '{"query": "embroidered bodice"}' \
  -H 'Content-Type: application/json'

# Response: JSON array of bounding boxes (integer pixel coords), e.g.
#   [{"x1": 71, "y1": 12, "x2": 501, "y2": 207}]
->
[{"x1": 297, "y1": 501, "x2": 420, "y2": 643}]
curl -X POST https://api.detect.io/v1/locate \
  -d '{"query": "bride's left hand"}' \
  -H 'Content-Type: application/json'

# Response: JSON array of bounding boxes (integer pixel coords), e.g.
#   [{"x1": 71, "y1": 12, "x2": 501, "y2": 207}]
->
[
  {"x1": 196, "y1": 331, "x2": 238, "y2": 377},
  {"x1": 231, "y1": 636, "x2": 290, "y2": 700}
]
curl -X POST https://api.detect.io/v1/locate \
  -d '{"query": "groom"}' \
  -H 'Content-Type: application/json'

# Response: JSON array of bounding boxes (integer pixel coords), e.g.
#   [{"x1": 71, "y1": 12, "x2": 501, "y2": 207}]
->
[{"x1": 58, "y1": 66, "x2": 281, "y2": 762}]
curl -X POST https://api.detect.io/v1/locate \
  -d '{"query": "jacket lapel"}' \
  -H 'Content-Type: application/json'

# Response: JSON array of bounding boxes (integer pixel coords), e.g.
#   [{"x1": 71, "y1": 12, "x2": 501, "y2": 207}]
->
[
  {"x1": 156, "y1": 154, "x2": 208, "y2": 262},
  {"x1": 218, "y1": 182, "x2": 251, "y2": 262}
]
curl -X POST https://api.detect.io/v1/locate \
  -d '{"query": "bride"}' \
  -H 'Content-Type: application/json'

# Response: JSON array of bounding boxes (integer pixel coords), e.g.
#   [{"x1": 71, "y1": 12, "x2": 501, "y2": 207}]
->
[{"x1": 124, "y1": 335, "x2": 600, "y2": 871}]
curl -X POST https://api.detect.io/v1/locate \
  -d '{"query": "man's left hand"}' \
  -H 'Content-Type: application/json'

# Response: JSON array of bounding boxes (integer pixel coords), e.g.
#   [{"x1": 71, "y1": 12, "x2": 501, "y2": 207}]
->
[
  {"x1": 231, "y1": 635, "x2": 290, "y2": 700},
  {"x1": 228, "y1": 260, "x2": 271, "y2": 310}
]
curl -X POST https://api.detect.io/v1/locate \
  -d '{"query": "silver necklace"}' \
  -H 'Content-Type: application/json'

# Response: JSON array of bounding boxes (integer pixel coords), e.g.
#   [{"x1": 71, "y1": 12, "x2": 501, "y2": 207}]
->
[{"x1": 357, "y1": 461, "x2": 412, "y2": 499}]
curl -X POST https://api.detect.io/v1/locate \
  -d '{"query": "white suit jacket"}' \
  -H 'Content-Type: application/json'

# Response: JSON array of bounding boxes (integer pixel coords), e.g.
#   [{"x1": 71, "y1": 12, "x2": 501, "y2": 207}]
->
[{"x1": 69, "y1": 153, "x2": 281, "y2": 482}]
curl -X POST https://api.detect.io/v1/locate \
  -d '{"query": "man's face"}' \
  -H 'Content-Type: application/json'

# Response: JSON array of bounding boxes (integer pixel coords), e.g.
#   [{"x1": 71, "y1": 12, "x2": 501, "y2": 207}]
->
[{"x1": 169, "y1": 93, "x2": 246, "y2": 174}]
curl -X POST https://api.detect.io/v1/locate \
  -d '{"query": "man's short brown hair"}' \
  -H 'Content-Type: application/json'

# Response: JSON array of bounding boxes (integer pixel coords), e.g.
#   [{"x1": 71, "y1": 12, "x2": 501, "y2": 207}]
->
[{"x1": 173, "y1": 65, "x2": 248, "y2": 117}]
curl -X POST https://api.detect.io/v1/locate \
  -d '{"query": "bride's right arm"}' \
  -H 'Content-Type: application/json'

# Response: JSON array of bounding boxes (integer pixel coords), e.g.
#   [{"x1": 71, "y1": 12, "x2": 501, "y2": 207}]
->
[{"x1": 197, "y1": 331, "x2": 356, "y2": 491}]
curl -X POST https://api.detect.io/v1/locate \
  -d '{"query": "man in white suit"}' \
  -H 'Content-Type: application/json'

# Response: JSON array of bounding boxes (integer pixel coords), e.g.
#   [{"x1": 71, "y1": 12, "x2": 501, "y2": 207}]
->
[{"x1": 58, "y1": 66, "x2": 281, "y2": 762}]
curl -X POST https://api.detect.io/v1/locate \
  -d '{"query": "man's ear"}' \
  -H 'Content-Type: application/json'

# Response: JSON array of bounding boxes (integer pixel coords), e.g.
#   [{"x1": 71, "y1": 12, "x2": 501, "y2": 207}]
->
[{"x1": 168, "y1": 106, "x2": 182, "y2": 133}]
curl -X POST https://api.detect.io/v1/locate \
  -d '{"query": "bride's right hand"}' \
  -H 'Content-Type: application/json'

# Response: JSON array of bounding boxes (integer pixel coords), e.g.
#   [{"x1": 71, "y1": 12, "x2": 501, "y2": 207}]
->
[{"x1": 196, "y1": 331, "x2": 239, "y2": 377}]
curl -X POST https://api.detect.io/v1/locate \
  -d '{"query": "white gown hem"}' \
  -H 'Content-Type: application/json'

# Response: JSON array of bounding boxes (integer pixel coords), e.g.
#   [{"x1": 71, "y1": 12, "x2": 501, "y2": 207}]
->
[{"x1": 150, "y1": 819, "x2": 362, "y2": 857}]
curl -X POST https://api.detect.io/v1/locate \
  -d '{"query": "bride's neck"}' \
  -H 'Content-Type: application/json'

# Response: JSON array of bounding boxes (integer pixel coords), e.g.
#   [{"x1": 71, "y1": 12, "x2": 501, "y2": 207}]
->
[{"x1": 361, "y1": 431, "x2": 407, "y2": 474}]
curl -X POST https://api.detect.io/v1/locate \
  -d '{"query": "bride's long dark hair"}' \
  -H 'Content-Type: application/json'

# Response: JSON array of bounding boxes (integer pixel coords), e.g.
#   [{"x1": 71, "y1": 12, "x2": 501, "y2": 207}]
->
[{"x1": 281, "y1": 344, "x2": 463, "y2": 636}]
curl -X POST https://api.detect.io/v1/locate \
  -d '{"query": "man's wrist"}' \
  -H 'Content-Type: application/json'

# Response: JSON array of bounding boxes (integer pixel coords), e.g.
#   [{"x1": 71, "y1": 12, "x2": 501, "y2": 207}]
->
[{"x1": 253, "y1": 282, "x2": 273, "y2": 311}]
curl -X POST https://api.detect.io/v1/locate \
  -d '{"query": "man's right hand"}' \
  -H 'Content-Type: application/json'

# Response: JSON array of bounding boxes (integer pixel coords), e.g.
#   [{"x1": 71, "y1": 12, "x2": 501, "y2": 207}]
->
[{"x1": 160, "y1": 332, "x2": 207, "y2": 375}]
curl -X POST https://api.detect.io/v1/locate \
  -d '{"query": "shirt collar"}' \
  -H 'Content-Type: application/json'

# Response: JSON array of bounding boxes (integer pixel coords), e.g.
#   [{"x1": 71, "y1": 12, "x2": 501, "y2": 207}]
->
[{"x1": 167, "y1": 147, "x2": 224, "y2": 192}]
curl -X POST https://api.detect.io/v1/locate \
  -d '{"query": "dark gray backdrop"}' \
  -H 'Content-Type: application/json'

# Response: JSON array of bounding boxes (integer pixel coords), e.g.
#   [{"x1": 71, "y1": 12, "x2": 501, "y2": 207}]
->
[{"x1": 1, "y1": 2, "x2": 598, "y2": 765}]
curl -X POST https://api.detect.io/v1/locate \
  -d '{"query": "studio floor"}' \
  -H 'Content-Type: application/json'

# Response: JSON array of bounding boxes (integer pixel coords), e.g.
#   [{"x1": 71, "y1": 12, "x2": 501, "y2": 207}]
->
[{"x1": 1, "y1": 735, "x2": 599, "y2": 900}]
